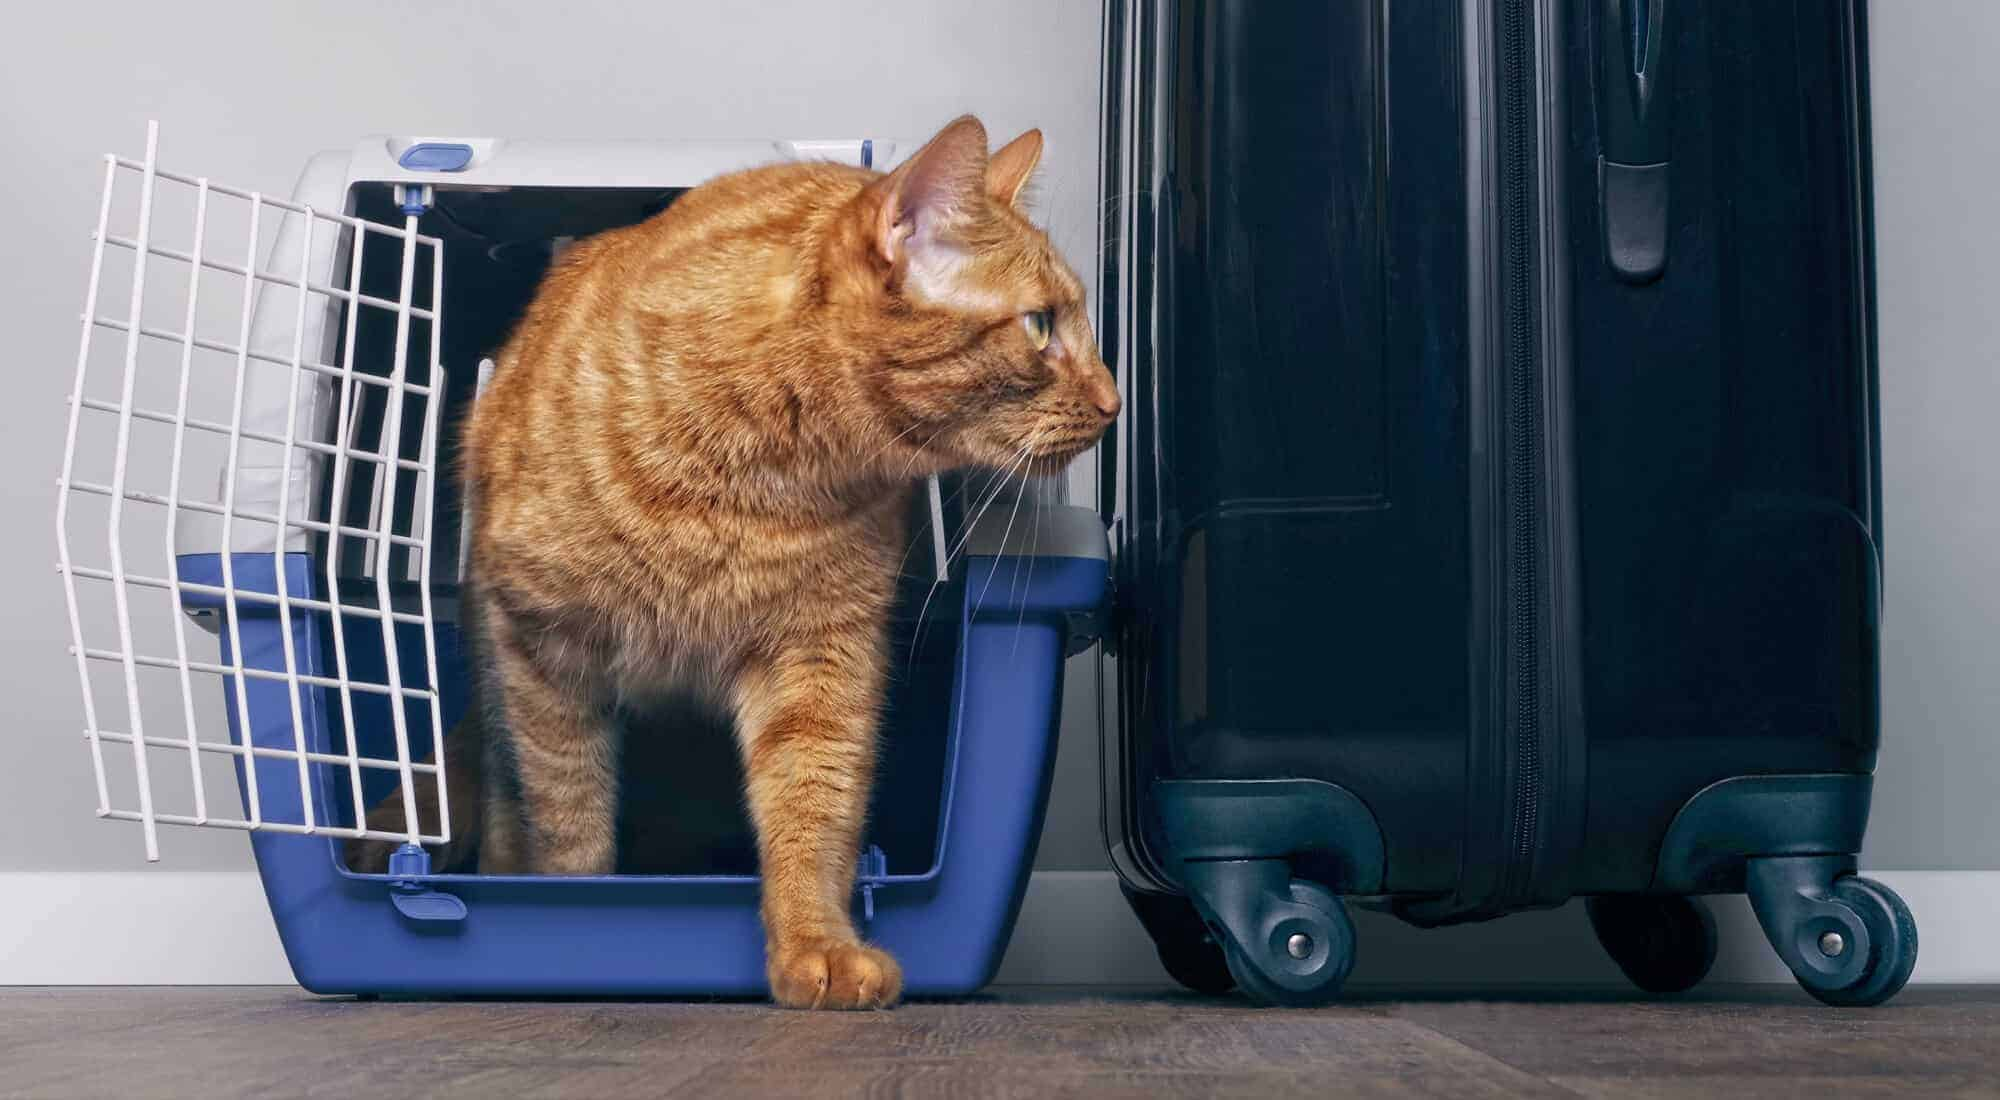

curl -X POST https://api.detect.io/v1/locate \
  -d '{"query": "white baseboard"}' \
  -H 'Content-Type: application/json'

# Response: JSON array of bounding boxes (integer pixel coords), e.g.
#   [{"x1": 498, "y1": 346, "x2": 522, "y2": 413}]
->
[
  {"x1": 4, "y1": 870, "x2": 1994, "y2": 987},
  {"x1": 0, "y1": 872, "x2": 294, "y2": 985}
]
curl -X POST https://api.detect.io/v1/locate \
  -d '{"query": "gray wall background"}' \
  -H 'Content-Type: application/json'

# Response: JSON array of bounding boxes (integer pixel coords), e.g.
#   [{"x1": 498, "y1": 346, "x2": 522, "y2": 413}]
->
[
  {"x1": 1, "y1": 0, "x2": 1991, "y2": 881},
  {"x1": 1863, "y1": 0, "x2": 2000, "y2": 869}
]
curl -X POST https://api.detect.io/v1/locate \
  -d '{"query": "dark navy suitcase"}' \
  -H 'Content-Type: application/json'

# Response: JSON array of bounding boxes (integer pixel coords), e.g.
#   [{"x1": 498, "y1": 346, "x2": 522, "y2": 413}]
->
[{"x1": 1096, "y1": 0, "x2": 1915, "y2": 1005}]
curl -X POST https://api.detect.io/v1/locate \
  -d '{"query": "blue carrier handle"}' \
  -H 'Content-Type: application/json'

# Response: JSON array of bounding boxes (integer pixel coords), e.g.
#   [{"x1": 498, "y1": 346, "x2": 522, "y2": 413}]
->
[{"x1": 397, "y1": 142, "x2": 476, "y2": 173}]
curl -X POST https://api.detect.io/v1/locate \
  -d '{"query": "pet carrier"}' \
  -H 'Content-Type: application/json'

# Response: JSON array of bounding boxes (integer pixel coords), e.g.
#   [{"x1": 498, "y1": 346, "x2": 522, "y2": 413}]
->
[{"x1": 56, "y1": 123, "x2": 1108, "y2": 996}]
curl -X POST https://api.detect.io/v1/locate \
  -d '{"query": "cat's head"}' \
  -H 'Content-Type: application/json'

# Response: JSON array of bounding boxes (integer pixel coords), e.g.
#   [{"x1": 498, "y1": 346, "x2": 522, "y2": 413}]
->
[{"x1": 832, "y1": 116, "x2": 1119, "y2": 477}]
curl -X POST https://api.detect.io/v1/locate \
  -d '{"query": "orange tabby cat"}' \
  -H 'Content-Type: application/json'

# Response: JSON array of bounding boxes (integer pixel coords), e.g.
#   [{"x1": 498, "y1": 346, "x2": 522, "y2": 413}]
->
[{"x1": 348, "y1": 116, "x2": 1118, "y2": 1009}]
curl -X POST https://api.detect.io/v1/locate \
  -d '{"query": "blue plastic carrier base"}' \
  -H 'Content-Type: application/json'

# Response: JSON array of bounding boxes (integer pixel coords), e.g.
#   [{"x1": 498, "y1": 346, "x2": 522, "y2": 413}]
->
[{"x1": 180, "y1": 549, "x2": 1103, "y2": 997}]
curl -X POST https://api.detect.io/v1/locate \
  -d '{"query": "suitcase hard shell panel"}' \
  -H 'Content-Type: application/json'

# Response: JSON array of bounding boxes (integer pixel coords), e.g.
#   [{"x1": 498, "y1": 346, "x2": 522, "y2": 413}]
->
[
  {"x1": 1103, "y1": 0, "x2": 1478, "y2": 899},
  {"x1": 1562, "y1": 0, "x2": 1880, "y2": 889}
]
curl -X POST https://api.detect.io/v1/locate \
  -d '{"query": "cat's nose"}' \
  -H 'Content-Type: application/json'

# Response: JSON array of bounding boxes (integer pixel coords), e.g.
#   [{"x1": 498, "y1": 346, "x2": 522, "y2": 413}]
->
[{"x1": 1086, "y1": 371, "x2": 1121, "y2": 419}]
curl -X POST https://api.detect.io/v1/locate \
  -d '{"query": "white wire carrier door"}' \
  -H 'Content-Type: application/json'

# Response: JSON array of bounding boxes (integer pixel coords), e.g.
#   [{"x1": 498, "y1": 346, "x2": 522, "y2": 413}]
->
[{"x1": 56, "y1": 123, "x2": 452, "y2": 861}]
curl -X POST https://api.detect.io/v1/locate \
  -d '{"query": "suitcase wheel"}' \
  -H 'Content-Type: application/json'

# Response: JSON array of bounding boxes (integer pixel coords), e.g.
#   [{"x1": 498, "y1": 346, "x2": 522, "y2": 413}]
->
[
  {"x1": 1216, "y1": 879, "x2": 1355, "y2": 1009},
  {"x1": 1585, "y1": 894, "x2": 1719, "y2": 994},
  {"x1": 1123, "y1": 888, "x2": 1238, "y2": 995},
  {"x1": 1745, "y1": 856, "x2": 1920, "y2": 1008},
  {"x1": 1790, "y1": 876, "x2": 1919, "y2": 1008},
  {"x1": 1156, "y1": 926, "x2": 1238, "y2": 996}
]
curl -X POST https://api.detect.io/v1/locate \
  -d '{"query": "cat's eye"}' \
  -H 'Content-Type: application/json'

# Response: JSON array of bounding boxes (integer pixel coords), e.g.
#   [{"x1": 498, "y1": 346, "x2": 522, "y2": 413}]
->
[{"x1": 1021, "y1": 308, "x2": 1054, "y2": 352}]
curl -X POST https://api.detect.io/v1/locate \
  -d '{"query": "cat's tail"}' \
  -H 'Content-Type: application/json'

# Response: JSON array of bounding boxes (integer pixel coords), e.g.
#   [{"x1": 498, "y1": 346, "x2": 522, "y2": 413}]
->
[{"x1": 342, "y1": 710, "x2": 486, "y2": 875}]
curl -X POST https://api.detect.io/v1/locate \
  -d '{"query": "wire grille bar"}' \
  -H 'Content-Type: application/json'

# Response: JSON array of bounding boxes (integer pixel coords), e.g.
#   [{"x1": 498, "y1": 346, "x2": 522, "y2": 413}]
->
[
  {"x1": 85, "y1": 317, "x2": 437, "y2": 396},
  {"x1": 101, "y1": 236, "x2": 438, "y2": 320},
  {"x1": 75, "y1": 396, "x2": 430, "y2": 475},
  {"x1": 58, "y1": 153, "x2": 121, "y2": 823},
  {"x1": 64, "y1": 480, "x2": 431, "y2": 551},
  {"x1": 161, "y1": 174, "x2": 212, "y2": 824},
  {"x1": 101, "y1": 809, "x2": 444, "y2": 844},
  {"x1": 56, "y1": 122, "x2": 452, "y2": 859},
  {"x1": 215, "y1": 173, "x2": 266, "y2": 829},
  {"x1": 91, "y1": 730, "x2": 442, "y2": 776},
  {"x1": 269, "y1": 207, "x2": 321, "y2": 833},
  {"x1": 111, "y1": 156, "x2": 443, "y2": 245},
  {"x1": 325, "y1": 215, "x2": 372, "y2": 824},
  {"x1": 104, "y1": 121, "x2": 165, "y2": 860},
  {"x1": 370, "y1": 202, "x2": 425, "y2": 843},
  {"x1": 62, "y1": 564, "x2": 430, "y2": 626},
  {"x1": 415, "y1": 245, "x2": 452, "y2": 848},
  {"x1": 77, "y1": 647, "x2": 438, "y2": 701}
]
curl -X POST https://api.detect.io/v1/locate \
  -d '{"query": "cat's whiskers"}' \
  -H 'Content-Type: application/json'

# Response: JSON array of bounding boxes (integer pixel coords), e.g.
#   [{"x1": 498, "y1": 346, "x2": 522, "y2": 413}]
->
[
  {"x1": 945, "y1": 456, "x2": 1027, "y2": 563},
  {"x1": 1009, "y1": 475, "x2": 1045, "y2": 661},
  {"x1": 860, "y1": 420, "x2": 924, "y2": 468},
  {"x1": 907, "y1": 442, "x2": 1033, "y2": 665},
  {"x1": 907, "y1": 453, "x2": 1020, "y2": 647},
  {"x1": 897, "y1": 424, "x2": 953, "y2": 482},
  {"x1": 893, "y1": 455, "x2": 1011, "y2": 583},
  {"x1": 971, "y1": 429, "x2": 1048, "y2": 618}
]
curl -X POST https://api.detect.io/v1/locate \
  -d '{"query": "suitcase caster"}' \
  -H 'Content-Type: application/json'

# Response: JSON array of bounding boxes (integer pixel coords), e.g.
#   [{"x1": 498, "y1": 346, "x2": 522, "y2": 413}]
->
[
  {"x1": 1177, "y1": 859, "x2": 1355, "y2": 1007},
  {"x1": 1745, "y1": 856, "x2": 1919, "y2": 1007},
  {"x1": 1585, "y1": 894, "x2": 1718, "y2": 994},
  {"x1": 1123, "y1": 887, "x2": 1237, "y2": 995}
]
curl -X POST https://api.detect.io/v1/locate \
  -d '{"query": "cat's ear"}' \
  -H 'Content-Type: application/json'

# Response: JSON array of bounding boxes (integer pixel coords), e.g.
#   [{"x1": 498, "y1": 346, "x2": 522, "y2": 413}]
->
[
  {"x1": 872, "y1": 115, "x2": 990, "y2": 268},
  {"x1": 986, "y1": 129, "x2": 1044, "y2": 209}
]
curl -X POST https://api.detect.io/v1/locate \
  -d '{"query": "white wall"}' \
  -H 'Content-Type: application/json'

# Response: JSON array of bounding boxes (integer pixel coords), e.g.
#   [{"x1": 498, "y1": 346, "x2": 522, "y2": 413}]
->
[
  {"x1": 1860, "y1": 0, "x2": 2000, "y2": 870},
  {"x1": 0, "y1": 0, "x2": 1108, "y2": 873}
]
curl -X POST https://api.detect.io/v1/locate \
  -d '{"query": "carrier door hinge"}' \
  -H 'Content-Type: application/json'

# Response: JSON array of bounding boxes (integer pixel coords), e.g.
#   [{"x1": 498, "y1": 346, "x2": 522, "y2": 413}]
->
[
  {"x1": 386, "y1": 843, "x2": 467, "y2": 923},
  {"x1": 855, "y1": 843, "x2": 888, "y2": 926},
  {"x1": 394, "y1": 183, "x2": 434, "y2": 218}
]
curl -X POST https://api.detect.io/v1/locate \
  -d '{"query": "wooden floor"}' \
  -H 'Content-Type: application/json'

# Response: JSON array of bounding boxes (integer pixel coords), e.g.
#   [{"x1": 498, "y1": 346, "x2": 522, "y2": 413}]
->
[{"x1": 4, "y1": 986, "x2": 1997, "y2": 1098}]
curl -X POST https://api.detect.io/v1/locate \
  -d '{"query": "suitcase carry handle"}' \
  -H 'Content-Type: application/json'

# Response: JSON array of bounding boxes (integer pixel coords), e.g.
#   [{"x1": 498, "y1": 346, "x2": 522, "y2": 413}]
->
[{"x1": 1596, "y1": 0, "x2": 1673, "y2": 283}]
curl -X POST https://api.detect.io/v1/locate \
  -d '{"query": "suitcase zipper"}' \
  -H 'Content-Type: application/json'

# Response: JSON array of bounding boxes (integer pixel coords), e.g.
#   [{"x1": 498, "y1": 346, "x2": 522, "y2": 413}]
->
[{"x1": 1498, "y1": 0, "x2": 1546, "y2": 902}]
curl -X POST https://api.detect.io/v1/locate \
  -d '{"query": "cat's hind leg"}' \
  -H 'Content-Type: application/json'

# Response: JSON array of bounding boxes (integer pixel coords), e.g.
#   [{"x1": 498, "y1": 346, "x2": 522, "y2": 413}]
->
[
  {"x1": 342, "y1": 710, "x2": 485, "y2": 874},
  {"x1": 475, "y1": 739, "x2": 533, "y2": 875},
  {"x1": 734, "y1": 636, "x2": 902, "y2": 1010},
  {"x1": 490, "y1": 634, "x2": 619, "y2": 876}
]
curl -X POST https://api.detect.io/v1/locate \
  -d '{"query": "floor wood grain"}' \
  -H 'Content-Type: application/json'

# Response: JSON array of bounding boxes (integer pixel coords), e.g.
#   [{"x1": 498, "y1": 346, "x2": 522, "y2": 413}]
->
[{"x1": 2, "y1": 986, "x2": 1995, "y2": 1098}]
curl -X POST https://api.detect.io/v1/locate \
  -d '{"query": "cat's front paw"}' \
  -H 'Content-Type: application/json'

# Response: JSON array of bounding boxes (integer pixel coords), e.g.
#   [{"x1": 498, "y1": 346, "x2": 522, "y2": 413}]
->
[{"x1": 768, "y1": 941, "x2": 903, "y2": 1010}]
